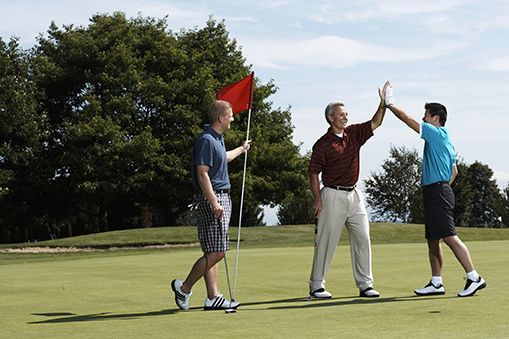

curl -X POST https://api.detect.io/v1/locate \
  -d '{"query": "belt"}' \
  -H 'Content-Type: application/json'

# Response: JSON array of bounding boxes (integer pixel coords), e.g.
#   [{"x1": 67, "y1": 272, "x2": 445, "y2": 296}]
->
[
  {"x1": 214, "y1": 189, "x2": 230, "y2": 194},
  {"x1": 326, "y1": 185, "x2": 357, "y2": 192},
  {"x1": 424, "y1": 181, "x2": 449, "y2": 188}
]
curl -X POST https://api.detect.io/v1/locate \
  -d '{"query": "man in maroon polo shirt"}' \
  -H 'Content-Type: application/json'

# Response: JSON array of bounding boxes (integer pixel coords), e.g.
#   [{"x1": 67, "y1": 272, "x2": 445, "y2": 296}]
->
[{"x1": 308, "y1": 81, "x2": 389, "y2": 299}]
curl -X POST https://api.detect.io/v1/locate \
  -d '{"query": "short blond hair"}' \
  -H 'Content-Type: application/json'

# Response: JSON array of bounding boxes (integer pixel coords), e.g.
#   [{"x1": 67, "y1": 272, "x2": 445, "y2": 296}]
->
[{"x1": 209, "y1": 100, "x2": 232, "y2": 123}]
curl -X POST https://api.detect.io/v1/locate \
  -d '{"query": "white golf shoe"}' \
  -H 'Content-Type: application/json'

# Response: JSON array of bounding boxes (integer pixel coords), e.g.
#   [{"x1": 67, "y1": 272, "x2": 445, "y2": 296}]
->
[
  {"x1": 204, "y1": 293, "x2": 239, "y2": 310},
  {"x1": 458, "y1": 276, "x2": 486, "y2": 297},
  {"x1": 360, "y1": 287, "x2": 380, "y2": 298},
  {"x1": 171, "y1": 279, "x2": 191, "y2": 310},
  {"x1": 414, "y1": 281, "x2": 445, "y2": 296},
  {"x1": 310, "y1": 288, "x2": 332, "y2": 298}
]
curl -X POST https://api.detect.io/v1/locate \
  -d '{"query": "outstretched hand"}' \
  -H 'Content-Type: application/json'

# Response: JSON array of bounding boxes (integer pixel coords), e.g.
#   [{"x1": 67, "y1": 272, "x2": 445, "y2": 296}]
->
[{"x1": 379, "y1": 80, "x2": 391, "y2": 101}]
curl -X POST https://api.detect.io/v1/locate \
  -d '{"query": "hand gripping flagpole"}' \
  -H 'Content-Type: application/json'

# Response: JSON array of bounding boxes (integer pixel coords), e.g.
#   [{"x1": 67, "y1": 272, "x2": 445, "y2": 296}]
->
[{"x1": 232, "y1": 106, "x2": 251, "y2": 302}]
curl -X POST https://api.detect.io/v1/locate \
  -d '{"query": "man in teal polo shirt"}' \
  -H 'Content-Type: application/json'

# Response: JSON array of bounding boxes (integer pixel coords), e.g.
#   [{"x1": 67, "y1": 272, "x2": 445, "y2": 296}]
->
[{"x1": 386, "y1": 84, "x2": 486, "y2": 297}]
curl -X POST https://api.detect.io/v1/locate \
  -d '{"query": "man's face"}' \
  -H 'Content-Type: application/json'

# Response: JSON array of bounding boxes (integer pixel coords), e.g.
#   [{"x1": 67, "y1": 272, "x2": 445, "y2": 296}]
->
[
  {"x1": 329, "y1": 105, "x2": 348, "y2": 131},
  {"x1": 221, "y1": 109, "x2": 234, "y2": 130},
  {"x1": 422, "y1": 109, "x2": 439, "y2": 126}
]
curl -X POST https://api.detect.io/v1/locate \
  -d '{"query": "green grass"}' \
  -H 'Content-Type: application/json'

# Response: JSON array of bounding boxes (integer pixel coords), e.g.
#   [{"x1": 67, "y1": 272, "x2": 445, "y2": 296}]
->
[
  {"x1": 1, "y1": 222, "x2": 508, "y2": 251},
  {"x1": 1, "y1": 224, "x2": 508, "y2": 338}
]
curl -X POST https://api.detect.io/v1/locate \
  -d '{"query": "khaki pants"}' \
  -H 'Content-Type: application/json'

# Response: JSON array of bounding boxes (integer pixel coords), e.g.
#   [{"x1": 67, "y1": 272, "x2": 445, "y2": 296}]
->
[{"x1": 309, "y1": 187, "x2": 374, "y2": 293}]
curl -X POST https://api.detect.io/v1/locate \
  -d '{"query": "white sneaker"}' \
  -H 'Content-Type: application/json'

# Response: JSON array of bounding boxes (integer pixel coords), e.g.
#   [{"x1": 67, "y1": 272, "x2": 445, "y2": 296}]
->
[
  {"x1": 310, "y1": 288, "x2": 332, "y2": 298},
  {"x1": 204, "y1": 293, "x2": 239, "y2": 310},
  {"x1": 171, "y1": 279, "x2": 191, "y2": 310},
  {"x1": 360, "y1": 287, "x2": 380, "y2": 298},
  {"x1": 458, "y1": 276, "x2": 486, "y2": 297},
  {"x1": 414, "y1": 281, "x2": 445, "y2": 296}
]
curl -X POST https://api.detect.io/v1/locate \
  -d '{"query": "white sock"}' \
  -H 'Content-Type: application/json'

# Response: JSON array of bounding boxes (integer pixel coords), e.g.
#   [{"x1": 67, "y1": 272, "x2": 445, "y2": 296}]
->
[
  {"x1": 467, "y1": 270, "x2": 479, "y2": 281},
  {"x1": 431, "y1": 276, "x2": 442, "y2": 287}
]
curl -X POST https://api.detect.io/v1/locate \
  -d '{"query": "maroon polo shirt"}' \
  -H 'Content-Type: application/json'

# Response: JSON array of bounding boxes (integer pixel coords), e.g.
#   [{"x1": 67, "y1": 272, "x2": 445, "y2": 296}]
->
[{"x1": 308, "y1": 121, "x2": 373, "y2": 187}]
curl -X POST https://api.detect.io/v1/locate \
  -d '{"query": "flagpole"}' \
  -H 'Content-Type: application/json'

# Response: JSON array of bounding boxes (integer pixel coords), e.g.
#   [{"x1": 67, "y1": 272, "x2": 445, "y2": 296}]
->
[{"x1": 232, "y1": 107, "x2": 251, "y2": 301}]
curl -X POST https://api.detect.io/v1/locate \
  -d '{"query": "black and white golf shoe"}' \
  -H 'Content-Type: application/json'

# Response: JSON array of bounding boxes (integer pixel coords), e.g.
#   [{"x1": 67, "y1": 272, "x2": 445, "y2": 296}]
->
[
  {"x1": 204, "y1": 293, "x2": 240, "y2": 310},
  {"x1": 310, "y1": 288, "x2": 332, "y2": 298},
  {"x1": 171, "y1": 279, "x2": 191, "y2": 310},
  {"x1": 458, "y1": 276, "x2": 486, "y2": 297},
  {"x1": 414, "y1": 281, "x2": 446, "y2": 296}
]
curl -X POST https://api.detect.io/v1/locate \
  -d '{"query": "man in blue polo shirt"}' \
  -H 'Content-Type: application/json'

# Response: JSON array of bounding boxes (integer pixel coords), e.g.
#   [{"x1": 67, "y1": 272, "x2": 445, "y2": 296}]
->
[
  {"x1": 386, "y1": 83, "x2": 486, "y2": 297},
  {"x1": 172, "y1": 100, "x2": 250, "y2": 311}
]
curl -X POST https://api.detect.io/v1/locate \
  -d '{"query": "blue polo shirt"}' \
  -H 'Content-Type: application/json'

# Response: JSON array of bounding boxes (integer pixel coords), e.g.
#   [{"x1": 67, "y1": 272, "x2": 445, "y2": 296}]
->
[
  {"x1": 192, "y1": 125, "x2": 230, "y2": 191},
  {"x1": 420, "y1": 122, "x2": 456, "y2": 187}
]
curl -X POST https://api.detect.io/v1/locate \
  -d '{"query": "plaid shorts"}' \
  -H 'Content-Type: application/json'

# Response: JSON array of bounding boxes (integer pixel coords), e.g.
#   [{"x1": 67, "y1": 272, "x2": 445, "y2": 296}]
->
[{"x1": 196, "y1": 192, "x2": 232, "y2": 253}]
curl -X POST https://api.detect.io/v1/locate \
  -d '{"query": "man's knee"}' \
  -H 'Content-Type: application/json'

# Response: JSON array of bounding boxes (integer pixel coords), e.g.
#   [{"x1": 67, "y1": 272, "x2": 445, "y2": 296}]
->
[{"x1": 205, "y1": 251, "x2": 224, "y2": 264}]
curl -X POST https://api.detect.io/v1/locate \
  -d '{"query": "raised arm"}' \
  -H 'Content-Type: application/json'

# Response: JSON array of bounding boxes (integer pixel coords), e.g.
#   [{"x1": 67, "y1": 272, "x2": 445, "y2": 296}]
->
[
  {"x1": 387, "y1": 105, "x2": 421, "y2": 133},
  {"x1": 371, "y1": 81, "x2": 390, "y2": 131}
]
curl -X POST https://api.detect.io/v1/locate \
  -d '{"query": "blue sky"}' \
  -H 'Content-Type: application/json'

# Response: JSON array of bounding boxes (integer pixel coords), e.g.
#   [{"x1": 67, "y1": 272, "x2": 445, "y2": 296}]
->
[{"x1": 2, "y1": 0, "x2": 508, "y2": 224}]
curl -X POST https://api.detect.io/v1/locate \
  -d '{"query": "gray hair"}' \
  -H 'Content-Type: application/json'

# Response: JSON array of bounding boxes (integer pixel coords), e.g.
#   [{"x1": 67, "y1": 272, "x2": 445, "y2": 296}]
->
[{"x1": 325, "y1": 101, "x2": 345, "y2": 125}]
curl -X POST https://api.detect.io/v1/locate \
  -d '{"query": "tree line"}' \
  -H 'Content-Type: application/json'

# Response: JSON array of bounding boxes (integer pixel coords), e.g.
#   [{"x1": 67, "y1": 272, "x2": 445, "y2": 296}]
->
[{"x1": 1, "y1": 13, "x2": 506, "y2": 244}]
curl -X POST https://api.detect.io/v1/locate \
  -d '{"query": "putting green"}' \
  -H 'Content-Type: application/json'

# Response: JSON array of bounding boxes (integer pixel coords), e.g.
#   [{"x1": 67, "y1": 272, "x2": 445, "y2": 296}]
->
[{"x1": 1, "y1": 241, "x2": 507, "y2": 338}]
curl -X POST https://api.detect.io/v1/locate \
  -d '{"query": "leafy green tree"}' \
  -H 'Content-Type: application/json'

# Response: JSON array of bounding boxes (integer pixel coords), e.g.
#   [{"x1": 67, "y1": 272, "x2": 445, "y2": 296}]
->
[
  {"x1": 451, "y1": 157, "x2": 473, "y2": 227},
  {"x1": 0, "y1": 37, "x2": 48, "y2": 242},
  {"x1": 500, "y1": 186, "x2": 509, "y2": 228},
  {"x1": 28, "y1": 12, "x2": 306, "y2": 235},
  {"x1": 466, "y1": 161, "x2": 504, "y2": 227},
  {"x1": 276, "y1": 151, "x2": 314, "y2": 225},
  {"x1": 364, "y1": 145, "x2": 422, "y2": 223}
]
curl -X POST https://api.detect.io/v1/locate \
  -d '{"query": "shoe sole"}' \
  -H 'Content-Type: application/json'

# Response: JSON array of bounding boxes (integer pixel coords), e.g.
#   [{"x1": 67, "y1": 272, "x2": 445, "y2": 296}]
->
[
  {"x1": 458, "y1": 282, "x2": 487, "y2": 297},
  {"x1": 414, "y1": 291, "x2": 446, "y2": 296},
  {"x1": 311, "y1": 294, "x2": 332, "y2": 299},
  {"x1": 204, "y1": 305, "x2": 240, "y2": 311}
]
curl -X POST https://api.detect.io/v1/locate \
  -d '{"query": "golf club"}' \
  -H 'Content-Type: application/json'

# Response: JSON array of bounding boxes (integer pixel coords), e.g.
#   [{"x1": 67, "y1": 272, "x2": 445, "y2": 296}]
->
[{"x1": 219, "y1": 220, "x2": 237, "y2": 314}]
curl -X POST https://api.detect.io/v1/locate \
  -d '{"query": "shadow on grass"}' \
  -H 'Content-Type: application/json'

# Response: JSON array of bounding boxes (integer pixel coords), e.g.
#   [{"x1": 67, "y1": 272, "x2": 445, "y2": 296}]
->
[
  {"x1": 29, "y1": 309, "x2": 177, "y2": 324},
  {"x1": 240, "y1": 294, "x2": 458, "y2": 310},
  {"x1": 29, "y1": 295, "x2": 456, "y2": 323}
]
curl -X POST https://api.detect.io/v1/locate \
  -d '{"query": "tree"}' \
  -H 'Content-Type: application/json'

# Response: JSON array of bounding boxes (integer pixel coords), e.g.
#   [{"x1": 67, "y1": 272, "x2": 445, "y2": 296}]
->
[
  {"x1": 466, "y1": 161, "x2": 504, "y2": 227},
  {"x1": 2, "y1": 12, "x2": 308, "y2": 241},
  {"x1": 0, "y1": 37, "x2": 50, "y2": 243},
  {"x1": 450, "y1": 157, "x2": 473, "y2": 227},
  {"x1": 276, "y1": 151, "x2": 315, "y2": 225},
  {"x1": 500, "y1": 186, "x2": 509, "y2": 228},
  {"x1": 364, "y1": 145, "x2": 422, "y2": 223}
]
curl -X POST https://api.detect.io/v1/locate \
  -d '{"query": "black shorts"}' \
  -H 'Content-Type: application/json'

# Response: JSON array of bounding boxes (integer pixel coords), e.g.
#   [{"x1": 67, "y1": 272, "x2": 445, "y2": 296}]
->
[{"x1": 423, "y1": 181, "x2": 456, "y2": 240}]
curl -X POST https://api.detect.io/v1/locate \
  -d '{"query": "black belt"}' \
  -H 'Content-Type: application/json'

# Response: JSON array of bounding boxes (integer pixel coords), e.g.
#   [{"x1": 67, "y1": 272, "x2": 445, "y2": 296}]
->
[
  {"x1": 214, "y1": 189, "x2": 230, "y2": 194},
  {"x1": 326, "y1": 185, "x2": 357, "y2": 192},
  {"x1": 424, "y1": 181, "x2": 449, "y2": 188}
]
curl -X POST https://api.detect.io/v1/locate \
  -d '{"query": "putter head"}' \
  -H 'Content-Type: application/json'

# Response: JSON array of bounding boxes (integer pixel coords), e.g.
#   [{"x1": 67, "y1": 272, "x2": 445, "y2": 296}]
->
[{"x1": 225, "y1": 308, "x2": 237, "y2": 314}]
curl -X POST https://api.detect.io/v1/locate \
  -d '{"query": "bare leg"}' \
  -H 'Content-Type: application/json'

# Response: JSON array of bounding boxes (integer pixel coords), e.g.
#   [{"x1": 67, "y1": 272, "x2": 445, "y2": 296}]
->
[
  {"x1": 443, "y1": 235, "x2": 475, "y2": 273},
  {"x1": 204, "y1": 262, "x2": 219, "y2": 300},
  {"x1": 427, "y1": 239, "x2": 443, "y2": 277},
  {"x1": 181, "y1": 251, "x2": 224, "y2": 295}
]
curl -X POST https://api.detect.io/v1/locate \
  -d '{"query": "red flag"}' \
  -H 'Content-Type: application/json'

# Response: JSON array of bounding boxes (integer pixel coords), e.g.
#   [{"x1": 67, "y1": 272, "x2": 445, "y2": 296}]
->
[{"x1": 216, "y1": 72, "x2": 254, "y2": 114}]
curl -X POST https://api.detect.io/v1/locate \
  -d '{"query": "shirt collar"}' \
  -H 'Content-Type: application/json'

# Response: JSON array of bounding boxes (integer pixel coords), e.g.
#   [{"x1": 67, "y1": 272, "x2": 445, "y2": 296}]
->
[{"x1": 204, "y1": 124, "x2": 223, "y2": 140}]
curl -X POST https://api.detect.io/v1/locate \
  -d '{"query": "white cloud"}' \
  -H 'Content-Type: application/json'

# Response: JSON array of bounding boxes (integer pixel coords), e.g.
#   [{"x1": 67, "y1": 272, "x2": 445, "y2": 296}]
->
[
  {"x1": 494, "y1": 171, "x2": 509, "y2": 188},
  {"x1": 479, "y1": 57, "x2": 509, "y2": 72},
  {"x1": 242, "y1": 35, "x2": 469, "y2": 69}
]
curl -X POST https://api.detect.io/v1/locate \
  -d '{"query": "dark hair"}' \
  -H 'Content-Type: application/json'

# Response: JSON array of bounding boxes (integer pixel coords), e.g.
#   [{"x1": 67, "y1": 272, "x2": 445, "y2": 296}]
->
[{"x1": 424, "y1": 102, "x2": 447, "y2": 126}]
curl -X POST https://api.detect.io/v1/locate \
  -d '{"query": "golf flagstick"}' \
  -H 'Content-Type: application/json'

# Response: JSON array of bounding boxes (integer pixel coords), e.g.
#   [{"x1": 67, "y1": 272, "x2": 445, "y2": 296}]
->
[{"x1": 232, "y1": 107, "x2": 251, "y2": 302}]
